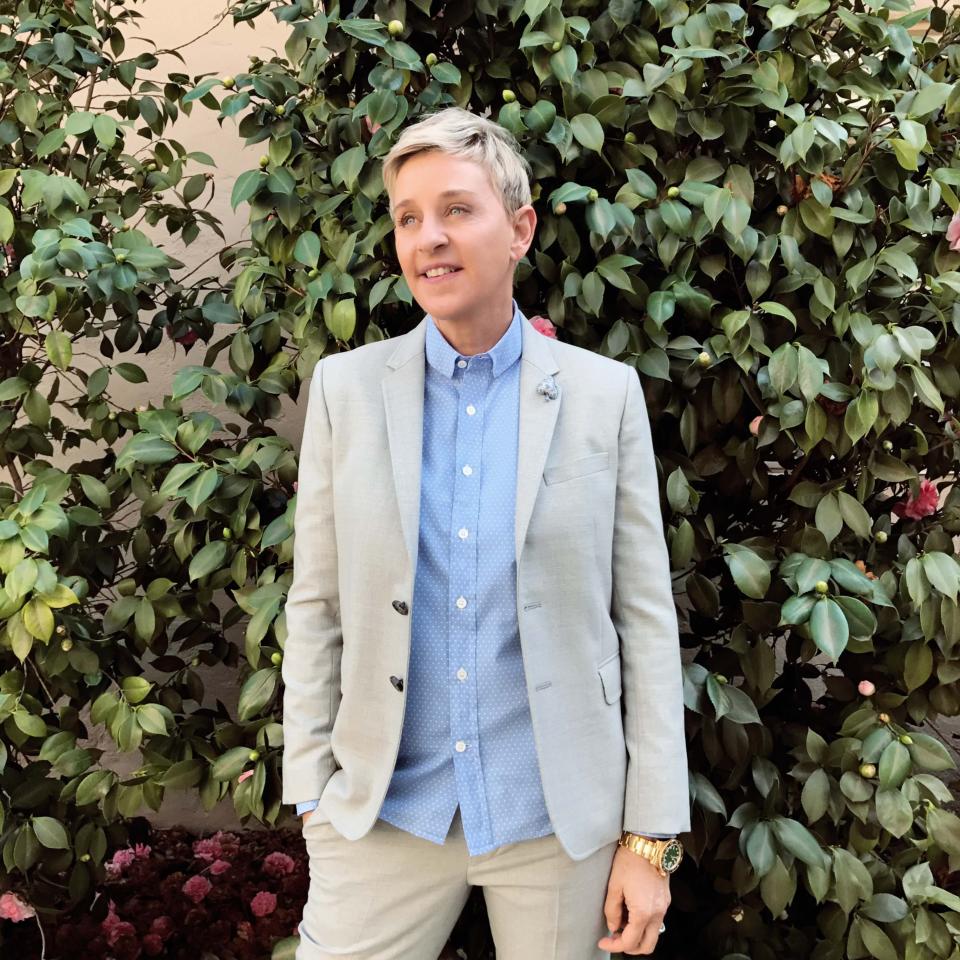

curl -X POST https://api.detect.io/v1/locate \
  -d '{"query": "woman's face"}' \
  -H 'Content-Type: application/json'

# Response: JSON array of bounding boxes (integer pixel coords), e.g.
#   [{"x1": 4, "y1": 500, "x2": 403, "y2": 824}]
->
[{"x1": 390, "y1": 151, "x2": 535, "y2": 326}]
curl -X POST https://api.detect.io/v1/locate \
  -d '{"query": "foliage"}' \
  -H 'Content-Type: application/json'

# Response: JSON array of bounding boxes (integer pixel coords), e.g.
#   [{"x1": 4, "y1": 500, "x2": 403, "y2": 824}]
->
[{"x1": 3, "y1": 0, "x2": 960, "y2": 957}]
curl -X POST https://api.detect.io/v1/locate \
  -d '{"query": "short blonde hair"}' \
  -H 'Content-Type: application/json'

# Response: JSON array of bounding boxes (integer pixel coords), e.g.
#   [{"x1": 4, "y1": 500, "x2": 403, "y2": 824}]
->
[{"x1": 381, "y1": 107, "x2": 532, "y2": 218}]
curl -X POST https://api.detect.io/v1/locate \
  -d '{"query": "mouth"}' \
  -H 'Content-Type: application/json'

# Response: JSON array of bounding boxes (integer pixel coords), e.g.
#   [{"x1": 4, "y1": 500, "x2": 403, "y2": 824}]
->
[{"x1": 421, "y1": 267, "x2": 463, "y2": 283}]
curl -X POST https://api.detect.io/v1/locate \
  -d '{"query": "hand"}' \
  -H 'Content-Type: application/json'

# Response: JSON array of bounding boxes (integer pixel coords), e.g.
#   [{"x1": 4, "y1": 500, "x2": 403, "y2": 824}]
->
[
  {"x1": 301, "y1": 809, "x2": 313, "y2": 823},
  {"x1": 597, "y1": 846, "x2": 670, "y2": 955}
]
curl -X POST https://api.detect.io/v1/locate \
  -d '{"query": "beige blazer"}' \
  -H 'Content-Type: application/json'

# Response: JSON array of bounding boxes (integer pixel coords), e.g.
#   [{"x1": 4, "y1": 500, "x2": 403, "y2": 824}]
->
[{"x1": 280, "y1": 313, "x2": 690, "y2": 861}]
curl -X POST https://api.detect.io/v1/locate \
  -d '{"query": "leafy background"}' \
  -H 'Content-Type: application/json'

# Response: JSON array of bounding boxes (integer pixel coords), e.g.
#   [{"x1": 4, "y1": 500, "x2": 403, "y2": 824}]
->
[{"x1": 3, "y1": 0, "x2": 960, "y2": 957}]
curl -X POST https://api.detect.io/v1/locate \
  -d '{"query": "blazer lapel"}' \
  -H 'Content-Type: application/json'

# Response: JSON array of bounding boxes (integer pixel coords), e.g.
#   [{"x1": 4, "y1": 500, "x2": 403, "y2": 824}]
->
[
  {"x1": 382, "y1": 318, "x2": 428, "y2": 570},
  {"x1": 514, "y1": 317, "x2": 561, "y2": 561},
  {"x1": 380, "y1": 313, "x2": 562, "y2": 570}
]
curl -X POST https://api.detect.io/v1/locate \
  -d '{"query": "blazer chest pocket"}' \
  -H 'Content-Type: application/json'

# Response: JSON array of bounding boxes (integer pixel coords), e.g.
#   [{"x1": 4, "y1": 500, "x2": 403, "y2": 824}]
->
[
  {"x1": 597, "y1": 651, "x2": 622, "y2": 704},
  {"x1": 543, "y1": 451, "x2": 609, "y2": 485}
]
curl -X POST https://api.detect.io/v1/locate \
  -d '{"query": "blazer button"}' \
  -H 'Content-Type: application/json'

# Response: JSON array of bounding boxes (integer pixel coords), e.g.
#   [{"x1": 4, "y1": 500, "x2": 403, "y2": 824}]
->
[
  {"x1": 390, "y1": 676, "x2": 404, "y2": 692},
  {"x1": 392, "y1": 600, "x2": 409, "y2": 615}
]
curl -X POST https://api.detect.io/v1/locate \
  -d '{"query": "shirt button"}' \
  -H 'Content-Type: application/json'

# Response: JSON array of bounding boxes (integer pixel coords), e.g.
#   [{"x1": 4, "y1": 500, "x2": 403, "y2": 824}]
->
[
  {"x1": 455, "y1": 740, "x2": 467, "y2": 752},
  {"x1": 466, "y1": 405, "x2": 476, "y2": 415},
  {"x1": 455, "y1": 596, "x2": 467, "y2": 609},
  {"x1": 458, "y1": 528, "x2": 469, "y2": 539},
  {"x1": 462, "y1": 465, "x2": 473, "y2": 476},
  {"x1": 456, "y1": 667, "x2": 467, "y2": 681},
  {"x1": 457, "y1": 359, "x2": 467, "y2": 368}
]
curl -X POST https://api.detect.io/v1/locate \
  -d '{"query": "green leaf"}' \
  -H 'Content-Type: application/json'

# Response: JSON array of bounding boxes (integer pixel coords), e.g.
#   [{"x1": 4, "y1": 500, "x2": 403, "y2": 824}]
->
[
  {"x1": 801, "y1": 768, "x2": 830, "y2": 823},
  {"x1": 837, "y1": 491, "x2": 872, "y2": 539},
  {"x1": 42, "y1": 331, "x2": 72, "y2": 371},
  {"x1": 878, "y1": 741, "x2": 911, "y2": 789},
  {"x1": 858, "y1": 917, "x2": 899, "y2": 960},
  {"x1": 121, "y1": 676, "x2": 152, "y2": 705},
  {"x1": 549, "y1": 46, "x2": 577, "y2": 84},
  {"x1": 211, "y1": 746, "x2": 254, "y2": 781},
  {"x1": 115, "y1": 434, "x2": 178, "y2": 470},
  {"x1": 570, "y1": 113, "x2": 605, "y2": 153},
  {"x1": 904, "y1": 639, "x2": 933, "y2": 691},
  {"x1": 907, "y1": 733, "x2": 955, "y2": 772},
  {"x1": 23, "y1": 599, "x2": 54, "y2": 640},
  {"x1": 188, "y1": 541, "x2": 229, "y2": 581},
  {"x1": 835, "y1": 596, "x2": 876, "y2": 639},
  {"x1": 810, "y1": 598, "x2": 849, "y2": 661},
  {"x1": 32, "y1": 816, "x2": 69, "y2": 849},
  {"x1": 328, "y1": 298, "x2": 356, "y2": 341},
  {"x1": 723, "y1": 544, "x2": 770, "y2": 599},
  {"x1": 922, "y1": 552, "x2": 960, "y2": 603},
  {"x1": 230, "y1": 170, "x2": 265, "y2": 210},
  {"x1": 237, "y1": 668, "x2": 279, "y2": 721},
  {"x1": 814, "y1": 493, "x2": 842, "y2": 544},
  {"x1": 294, "y1": 231, "x2": 321, "y2": 269},
  {"x1": 907, "y1": 81, "x2": 953, "y2": 119},
  {"x1": 772, "y1": 816, "x2": 830, "y2": 869}
]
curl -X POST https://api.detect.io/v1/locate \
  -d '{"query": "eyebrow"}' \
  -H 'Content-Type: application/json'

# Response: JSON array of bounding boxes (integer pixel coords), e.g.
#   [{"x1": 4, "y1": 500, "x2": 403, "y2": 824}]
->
[{"x1": 393, "y1": 189, "x2": 481, "y2": 213}]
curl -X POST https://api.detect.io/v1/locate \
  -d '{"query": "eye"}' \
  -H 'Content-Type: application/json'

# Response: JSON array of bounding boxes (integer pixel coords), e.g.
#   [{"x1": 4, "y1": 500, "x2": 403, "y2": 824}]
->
[
  {"x1": 398, "y1": 214, "x2": 414, "y2": 227},
  {"x1": 449, "y1": 205, "x2": 467, "y2": 216}
]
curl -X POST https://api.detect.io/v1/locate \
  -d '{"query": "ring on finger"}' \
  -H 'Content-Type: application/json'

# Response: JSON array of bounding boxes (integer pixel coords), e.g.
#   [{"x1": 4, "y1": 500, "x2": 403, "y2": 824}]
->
[{"x1": 659, "y1": 923, "x2": 666, "y2": 934}]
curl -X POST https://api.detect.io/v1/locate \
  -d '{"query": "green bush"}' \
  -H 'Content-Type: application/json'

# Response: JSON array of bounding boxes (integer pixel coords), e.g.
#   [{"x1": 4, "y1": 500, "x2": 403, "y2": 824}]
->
[{"x1": 4, "y1": 0, "x2": 960, "y2": 957}]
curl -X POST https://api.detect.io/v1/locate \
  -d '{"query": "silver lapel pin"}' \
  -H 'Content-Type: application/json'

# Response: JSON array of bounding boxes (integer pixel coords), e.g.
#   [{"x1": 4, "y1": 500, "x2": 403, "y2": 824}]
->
[{"x1": 536, "y1": 376, "x2": 559, "y2": 400}]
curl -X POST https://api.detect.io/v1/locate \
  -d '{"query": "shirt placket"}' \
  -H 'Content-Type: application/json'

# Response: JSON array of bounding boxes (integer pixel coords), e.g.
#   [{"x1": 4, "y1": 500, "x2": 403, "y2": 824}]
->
[{"x1": 449, "y1": 355, "x2": 490, "y2": 849}]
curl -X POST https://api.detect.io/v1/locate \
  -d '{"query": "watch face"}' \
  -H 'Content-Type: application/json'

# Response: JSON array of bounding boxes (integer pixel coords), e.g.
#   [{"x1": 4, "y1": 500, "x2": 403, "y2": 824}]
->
[{"x1": 661, "y1": 839, "x2": 683, "y2": 873}]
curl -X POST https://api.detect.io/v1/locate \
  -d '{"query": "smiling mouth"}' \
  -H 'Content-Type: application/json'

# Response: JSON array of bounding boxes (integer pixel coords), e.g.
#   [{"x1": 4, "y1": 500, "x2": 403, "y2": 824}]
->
[{"x1": 422, "y1": 267, "x2": 463, "y2": 278}]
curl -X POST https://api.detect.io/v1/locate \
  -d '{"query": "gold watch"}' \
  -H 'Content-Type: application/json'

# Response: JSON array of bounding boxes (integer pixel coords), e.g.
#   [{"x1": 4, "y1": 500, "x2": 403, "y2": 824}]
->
[{"x1": 618, "y1": 831, "x2": 684, "y2": 877}]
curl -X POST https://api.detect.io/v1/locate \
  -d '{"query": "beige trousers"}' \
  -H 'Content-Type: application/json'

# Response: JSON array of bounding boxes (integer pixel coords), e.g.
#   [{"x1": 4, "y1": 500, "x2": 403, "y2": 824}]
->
[{"x1": 296, "y1": 806, "x2": 619, "y2": 960}]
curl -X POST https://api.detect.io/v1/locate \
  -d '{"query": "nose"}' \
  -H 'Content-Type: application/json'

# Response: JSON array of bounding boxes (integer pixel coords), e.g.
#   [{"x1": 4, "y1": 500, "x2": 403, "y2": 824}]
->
[{"x1": 416, "y1": 213, "x2": 450, "y2": 252}]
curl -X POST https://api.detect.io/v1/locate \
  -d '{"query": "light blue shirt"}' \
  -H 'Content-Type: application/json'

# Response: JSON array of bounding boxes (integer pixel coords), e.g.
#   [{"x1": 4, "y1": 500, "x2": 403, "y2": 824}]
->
[{"x1": 294, "y1": 301, "x2": 671, "y2": 849}]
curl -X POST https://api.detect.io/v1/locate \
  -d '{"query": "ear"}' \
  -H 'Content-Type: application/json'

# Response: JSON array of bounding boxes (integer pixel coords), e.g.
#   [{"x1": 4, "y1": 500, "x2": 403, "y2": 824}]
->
[{"x1": 509, "y1": 204, "x2": 537, "y2": 261}]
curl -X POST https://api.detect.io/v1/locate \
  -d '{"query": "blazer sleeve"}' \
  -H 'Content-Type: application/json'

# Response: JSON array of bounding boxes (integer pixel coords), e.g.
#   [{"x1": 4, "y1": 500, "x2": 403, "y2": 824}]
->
[
  {"x1": 280, "y1": 360, "x2": 342, "y2": 806},
  {"x1": 612, "y1": 364, "x2": 691, "y2": 835}
]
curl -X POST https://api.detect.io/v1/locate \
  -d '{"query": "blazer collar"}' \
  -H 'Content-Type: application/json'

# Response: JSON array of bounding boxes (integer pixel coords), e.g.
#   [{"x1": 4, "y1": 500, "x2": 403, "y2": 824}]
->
[{"x1": 383, "y1": 305, "x2": 561, "y2": 570}]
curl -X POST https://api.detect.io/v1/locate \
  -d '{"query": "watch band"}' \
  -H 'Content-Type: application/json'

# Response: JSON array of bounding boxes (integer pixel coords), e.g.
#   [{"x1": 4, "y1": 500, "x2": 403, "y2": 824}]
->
[{"x1": 618, "y1": 831, "x2": 679, "y2": 877}]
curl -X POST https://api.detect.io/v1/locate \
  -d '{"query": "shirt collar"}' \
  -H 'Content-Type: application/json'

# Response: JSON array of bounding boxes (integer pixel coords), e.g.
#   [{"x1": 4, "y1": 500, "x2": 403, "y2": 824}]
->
[{"x1": 425, "y1": 300, "x2": 524, "y2": 380}]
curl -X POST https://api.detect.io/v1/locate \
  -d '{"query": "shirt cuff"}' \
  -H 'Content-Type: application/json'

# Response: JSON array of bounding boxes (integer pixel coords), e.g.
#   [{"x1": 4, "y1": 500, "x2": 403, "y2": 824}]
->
[
  {"x1": 627, "y1": 830, "x2": 675, "y2": 839},
  {"x1": 295, "y1": 800, "x2": 320, "y2": 815}
]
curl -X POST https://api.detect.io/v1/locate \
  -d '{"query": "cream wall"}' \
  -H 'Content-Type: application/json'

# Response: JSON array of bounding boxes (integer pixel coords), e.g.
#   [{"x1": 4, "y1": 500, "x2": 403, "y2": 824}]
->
[{"x1": 79, "y1": 1, "x2": 299, "y2": 832}]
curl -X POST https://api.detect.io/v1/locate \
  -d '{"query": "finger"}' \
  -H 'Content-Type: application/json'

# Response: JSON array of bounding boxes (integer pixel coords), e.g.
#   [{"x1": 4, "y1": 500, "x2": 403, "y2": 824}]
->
[
  {"x1": 616, "y1": 917, "x2": 648, "y2": 955},
  {"x1": 603, "y1": 891, "x2": 625, "y2": 936},
  {"x1": 634, "y1": 918, "x2": 664, "y2": 956}
]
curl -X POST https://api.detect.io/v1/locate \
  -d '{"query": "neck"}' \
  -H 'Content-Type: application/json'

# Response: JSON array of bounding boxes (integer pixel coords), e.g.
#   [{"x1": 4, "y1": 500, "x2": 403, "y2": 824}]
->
[{"x1": 431, "y1": 295, "x2": 515, "y2": 356}]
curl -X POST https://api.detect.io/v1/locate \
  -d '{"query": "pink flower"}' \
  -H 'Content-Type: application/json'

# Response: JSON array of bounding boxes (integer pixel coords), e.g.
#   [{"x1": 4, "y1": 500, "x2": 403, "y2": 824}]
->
[
  {"x1": 263, "y1": 851, "x2": 296, "y2": 878},
  {"x1": 150, "y1": 916, "x2": 174, "y2": 940},
  {"x1": 892, "y1": 478, "x2": 939, "y2": 520},
  {"x1": 749, "y1": 415, "x2": 763, "y2": 437},
  {"x1": 250, "y1": 890, "x2": 277, "y2": 917},
  {"x1": 109, "y1": 848, "x2": 137, "y2": 873},
  {"x1": 210, "y1": 859, "x2": 232, "y2": 876},
  {"x1": 529, "y1": 315, "x2": 557, "y2": 339},
  {"x1": 192, "y1": 837, "x2": 222, "y2": 862},
  {"x1": 237, "y1": 769, "x2": 254, "y2": 783},
  {"x1": 364, "y1": 116, "x2": 382, "y2": 135},
  {"x1": 0, "y1": 891, "x2": 36, "y2": 922},
  {"x1": 858, "y1": 680, "x2": 876, "y2": 697},
  {"x1": 101, "y1": 903, "x2": 135, "y2": 946},
  {"x1": 182, "y1": 874, "x2": 213, "y2": 903},
  {"x1": 165, "y1": 324, "x2": 199, "y2": 347},
  {"x1": 143, "y1": 934, "x2": 165, "y2": 956},
  {"x1": 133, "y1": 843, "x2": 152, "y2": 860},
  {"x1": 947, "y1": 211, "x2": 960, "y2": 253}
]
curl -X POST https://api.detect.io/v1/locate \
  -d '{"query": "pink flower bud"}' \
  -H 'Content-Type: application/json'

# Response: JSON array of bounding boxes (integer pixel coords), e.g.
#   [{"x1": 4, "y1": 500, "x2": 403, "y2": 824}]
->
[
  {"x1": 947, "y1": 210, "x2": 960, "y2": 253},
  {"x1": 858, "y1": 680, "x2": 876, "y2": 697},
  {"x1": 529, "y1": 315, "x2": 557, "y2": 339},
  {"x1": 749, "y1": 415, "x2": 763, "y2": 436}
]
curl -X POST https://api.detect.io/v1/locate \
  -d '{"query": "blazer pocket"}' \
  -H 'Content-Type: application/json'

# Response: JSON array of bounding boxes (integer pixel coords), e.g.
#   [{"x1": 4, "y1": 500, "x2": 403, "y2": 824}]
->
[
  {"x1": 543, "y1": 451, "x2": 610, "y2": 485},
  {"x1": 597, "y1": 650, "x2": 622, "y2": 704}
]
